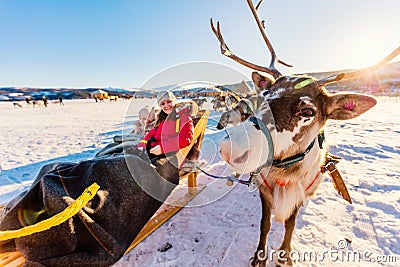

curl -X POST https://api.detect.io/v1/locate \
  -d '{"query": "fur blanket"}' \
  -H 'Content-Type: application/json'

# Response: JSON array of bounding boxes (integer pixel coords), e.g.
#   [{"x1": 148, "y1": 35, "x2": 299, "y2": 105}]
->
[{"x1": 0, "y1": 145, "x2": 179, "y2": 266}]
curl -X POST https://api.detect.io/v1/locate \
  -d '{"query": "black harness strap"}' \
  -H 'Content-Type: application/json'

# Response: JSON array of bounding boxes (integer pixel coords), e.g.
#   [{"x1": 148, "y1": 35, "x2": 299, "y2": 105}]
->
[
  {"x1": 249, "y1": 116, "x2": 325, "y2": 173},
  {"x1": 272, "y1": 139, "x2": 316, "y2": 169}
]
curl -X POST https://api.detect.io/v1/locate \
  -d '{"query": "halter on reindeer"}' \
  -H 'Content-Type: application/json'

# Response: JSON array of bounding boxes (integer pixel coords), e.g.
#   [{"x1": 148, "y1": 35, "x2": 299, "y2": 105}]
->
[{"x1": 212, "y1": 0, "x2": 400, "y2": 266}]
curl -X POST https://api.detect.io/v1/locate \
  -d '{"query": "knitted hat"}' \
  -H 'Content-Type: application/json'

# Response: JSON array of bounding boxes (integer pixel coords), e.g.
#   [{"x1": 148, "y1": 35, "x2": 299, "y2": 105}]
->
[
  {"x1": 138, "y1": 106, "x2": 150, "y2": 119},
  {"x1": 156, "y1": 90, "x2": 176, "y2": 105}
]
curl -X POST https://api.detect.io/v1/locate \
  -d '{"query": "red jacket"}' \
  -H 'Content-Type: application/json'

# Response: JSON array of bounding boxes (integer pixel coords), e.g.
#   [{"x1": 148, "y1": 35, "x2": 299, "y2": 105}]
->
[{"x1": 138, "y1": 108, "x2": 194, "y2": 154}]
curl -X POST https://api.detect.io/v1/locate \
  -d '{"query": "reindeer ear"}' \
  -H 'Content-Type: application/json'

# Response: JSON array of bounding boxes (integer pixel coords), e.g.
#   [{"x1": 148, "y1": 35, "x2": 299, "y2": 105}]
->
[
  {"x1": 327, "y1": 93, "x2": 377, "y2": 120},
  {"x1": 252, "y1": 72, "x2": 275, "y2": 92}
]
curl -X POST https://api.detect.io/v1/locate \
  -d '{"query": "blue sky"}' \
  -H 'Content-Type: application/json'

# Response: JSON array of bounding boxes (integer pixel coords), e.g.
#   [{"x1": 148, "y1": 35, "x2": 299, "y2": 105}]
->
[{"x1": 0, "y1": 0, "x2": 399, "y2": 89}]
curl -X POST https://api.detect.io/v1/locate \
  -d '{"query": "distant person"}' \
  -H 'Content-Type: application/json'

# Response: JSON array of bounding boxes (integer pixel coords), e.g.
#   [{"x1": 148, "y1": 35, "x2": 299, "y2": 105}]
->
[
  {"x1": 59, "y1": 95, "x2": 64, "y2": 106},
  {"x1": 137, "y1": 90, "x2": 194, "y2": 164},
  {"x1": 42, "y1": 96, "x2": 48, "y2": 107},
  {"x1": 130, "y1": 106, "x2": 151, "y2": 137},
  {"x1": 144, "y1": 106, "x2": 160, "y2": 134}
]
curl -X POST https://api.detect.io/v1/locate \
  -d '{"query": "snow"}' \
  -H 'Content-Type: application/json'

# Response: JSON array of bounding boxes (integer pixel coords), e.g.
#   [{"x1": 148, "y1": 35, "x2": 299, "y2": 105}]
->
[
  {"x1": 8, "y1": 93, "x2": 24, "y2": 97},
  {"x1": 0, "y1": 97, "x2": 399, "y2": 266}
]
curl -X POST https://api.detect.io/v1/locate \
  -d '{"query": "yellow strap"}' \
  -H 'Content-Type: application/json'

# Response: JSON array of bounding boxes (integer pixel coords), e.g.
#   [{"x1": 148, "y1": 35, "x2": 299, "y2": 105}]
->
[
  {"x1": 0, "y1": 183, "x2": 100, "y2": 241},
  {"x1": 176, "y1": 118, "x2": 180, "y2": 132},
  {"x1": 139, "y1": 140, "x2": 148, "y2": 144}
]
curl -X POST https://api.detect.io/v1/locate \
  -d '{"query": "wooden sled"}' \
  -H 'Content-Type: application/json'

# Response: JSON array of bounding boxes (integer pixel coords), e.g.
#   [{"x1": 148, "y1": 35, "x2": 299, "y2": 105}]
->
[{"x1": 0, "y1": 109, "x2": 210, "y2": 267}]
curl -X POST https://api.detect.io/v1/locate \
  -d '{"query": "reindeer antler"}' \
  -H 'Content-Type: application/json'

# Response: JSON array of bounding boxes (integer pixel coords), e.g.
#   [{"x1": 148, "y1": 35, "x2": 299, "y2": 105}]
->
[
  {"x1": 210, "y1": 0, "x2": 292, "y2": 79},
  {"x1": 246, "y1": 0, "x2": 292, "y2": 71},
  {"x1": 210, "y1": 19, "x2": 280, "y2": 78},
  {"x1": 317, "y1": 46, "x2": 400, "y2": 86},
  {"x1": 255, "y1": 0, "x2": 264, "y2": 11}
]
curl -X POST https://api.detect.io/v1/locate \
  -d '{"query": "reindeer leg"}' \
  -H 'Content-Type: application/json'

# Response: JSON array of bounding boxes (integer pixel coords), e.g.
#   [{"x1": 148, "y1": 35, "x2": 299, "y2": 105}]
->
[
  {"x1": 277, "y1": 206, "x2": 300, "y2": 267},
  {"x1": 251, "y1": 190, "x2": 272, "y2": 267}
]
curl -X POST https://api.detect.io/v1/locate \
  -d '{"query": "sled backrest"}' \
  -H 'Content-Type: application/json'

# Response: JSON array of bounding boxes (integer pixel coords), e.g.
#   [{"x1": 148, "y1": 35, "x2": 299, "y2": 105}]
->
[
  {"x1": 123, "y1": 108, "x2": 209, "y2": 254},
  {"x1": 176, "y1": 108, "x2": 209, "y2": 169}
]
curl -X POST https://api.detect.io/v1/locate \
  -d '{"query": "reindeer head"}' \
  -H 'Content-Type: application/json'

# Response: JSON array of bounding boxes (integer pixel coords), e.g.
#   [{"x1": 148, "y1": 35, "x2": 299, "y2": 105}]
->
[
  {"x1": 212, "y1": 0, "x2": 398, "y2": 174},
  {"x1": 217, "y1": 109, "x2": 242, "y2": 129},
  {"x1": 220, "y1": 72, "x2": 377, "y2": 174},
  {"x1": 217, "y1": 98, "x2": 257, "y2": 129}
]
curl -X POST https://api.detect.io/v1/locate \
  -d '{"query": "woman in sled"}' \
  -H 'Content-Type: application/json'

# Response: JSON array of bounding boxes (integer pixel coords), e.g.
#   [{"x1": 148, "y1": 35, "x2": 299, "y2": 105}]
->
[{"x1": 137, "y1": 90, "x2": 194, "y2": 169}]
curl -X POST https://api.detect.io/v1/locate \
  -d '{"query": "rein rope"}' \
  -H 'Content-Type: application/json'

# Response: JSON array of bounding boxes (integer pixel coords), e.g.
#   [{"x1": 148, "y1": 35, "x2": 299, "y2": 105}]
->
[{"x1": 196, "y1": 166, "x2": 252, "y2": 186}]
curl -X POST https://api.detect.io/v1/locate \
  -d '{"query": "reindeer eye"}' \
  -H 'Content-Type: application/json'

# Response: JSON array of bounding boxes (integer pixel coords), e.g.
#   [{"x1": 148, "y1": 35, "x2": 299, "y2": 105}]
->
[{"x1": 300, "y1": 108, "x2": 315, "y2": 117}]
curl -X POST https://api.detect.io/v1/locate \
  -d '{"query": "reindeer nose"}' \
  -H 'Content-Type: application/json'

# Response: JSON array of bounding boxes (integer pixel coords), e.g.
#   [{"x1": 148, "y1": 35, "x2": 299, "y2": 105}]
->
[{"x1": 219, "y1": 141, "x2": 231, "y2": 163}]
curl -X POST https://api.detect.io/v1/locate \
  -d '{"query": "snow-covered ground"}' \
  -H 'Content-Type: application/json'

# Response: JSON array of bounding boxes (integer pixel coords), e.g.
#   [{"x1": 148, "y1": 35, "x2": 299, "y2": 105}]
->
[{"x1": 0, "y1": 96, "x2": 399, "y2": 266}]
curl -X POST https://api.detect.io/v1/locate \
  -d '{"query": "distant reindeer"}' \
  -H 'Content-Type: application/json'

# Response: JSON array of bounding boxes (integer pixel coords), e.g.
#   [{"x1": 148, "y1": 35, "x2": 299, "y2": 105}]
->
[
  {"x1": 225, "y1": 94, "x2": 241, "y2": 109},
  {"x1": 211, "y1": 95, "x2": 227, "y2": 111},
  {"x1": 13, "y1": 102, "x2": 23, "y2": 108},
  {"x1": 25, "y1": 97, "x2": 31, "y2": 106},
  {"x1": 31, "y1": 101, "x2": 42, "y2": 108},
  {"x1": 212, "y1": 0, "x2": 399, "y2": 266},
  {"x1": 192, "y1": 97, "x2": 207, "y2": 109},
  {"x1": 217, "y1": 96, "x2": 263, "y2": 129}
]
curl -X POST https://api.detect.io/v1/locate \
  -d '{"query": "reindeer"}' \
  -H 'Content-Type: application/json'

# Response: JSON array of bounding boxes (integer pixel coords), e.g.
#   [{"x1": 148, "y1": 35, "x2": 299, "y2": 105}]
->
[
  {"x1": 225, "y1": 94, "x2": 241, "y2": 109},
  {"x1": 217, "y1": 96, "x2": 263, "y2": 129},
  {"x1": 13, "y1": 102, "x2": 23, "y2": 108},
  {"x1": 212, "y1": 0, "x2": 399, "y2": 266},
  {"x1": 192, "y1": 97, "x2": 207, "y2": 109},
  {"x1": 211, "y1": 95, "x2": 227, "y2": 111}
]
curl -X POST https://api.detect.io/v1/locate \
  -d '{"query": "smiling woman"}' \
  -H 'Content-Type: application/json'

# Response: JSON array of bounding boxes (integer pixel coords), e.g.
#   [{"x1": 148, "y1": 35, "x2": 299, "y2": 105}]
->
[{"x1": 137, "y1": 91, "x2": 194, "y2": 166}]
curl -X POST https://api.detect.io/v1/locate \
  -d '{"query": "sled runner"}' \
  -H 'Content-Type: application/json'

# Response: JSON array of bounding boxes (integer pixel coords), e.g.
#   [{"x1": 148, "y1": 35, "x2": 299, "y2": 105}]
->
[{"x1": 0, "y1": 108, "x2": 209, "y2": 266}]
